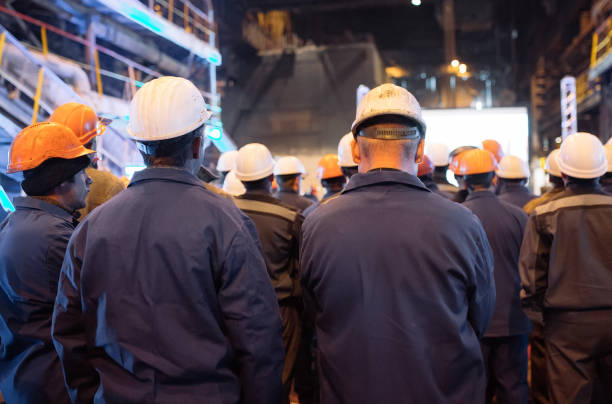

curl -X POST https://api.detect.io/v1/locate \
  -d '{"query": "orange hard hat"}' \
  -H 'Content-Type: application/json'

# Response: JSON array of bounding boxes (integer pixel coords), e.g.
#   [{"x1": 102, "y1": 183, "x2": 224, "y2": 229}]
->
[
  {"x1": 449, "y1": 146, "x2": 478, "y2": 174},
  {"x1": 317, "y1": 154, "x2": 343, "y2": 180},
  {"x1": 417, "y1": 154, "x2": 434, "y2": 177},
  {"x1": 459, "y1": 149, "x2": 498, "y2": 175},
  {"x1": 482, "y1": 139, "x2": 504, "y2": 162},
  {"x1": 49, "y1": 102, "x2": 106, "y2": 145},
  {"x1": 7, "y1": 122, "x2": 95, "y2": 173}
]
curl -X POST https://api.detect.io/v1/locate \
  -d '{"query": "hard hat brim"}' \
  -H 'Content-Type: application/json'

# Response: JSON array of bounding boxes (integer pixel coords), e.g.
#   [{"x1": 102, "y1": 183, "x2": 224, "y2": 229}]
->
[
  {"x1": 351, "y1": 112, "x2": 426, "y2": 137},
  {"x1": 127, "y1": 111, "x2": 212, "y2": 142}
]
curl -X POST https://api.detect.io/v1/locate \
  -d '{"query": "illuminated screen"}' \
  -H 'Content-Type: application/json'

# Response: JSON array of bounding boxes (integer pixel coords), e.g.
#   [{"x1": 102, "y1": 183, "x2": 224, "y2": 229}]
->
[{"x1": 421, "y1": 107, "x2": 529, "y2": 162}]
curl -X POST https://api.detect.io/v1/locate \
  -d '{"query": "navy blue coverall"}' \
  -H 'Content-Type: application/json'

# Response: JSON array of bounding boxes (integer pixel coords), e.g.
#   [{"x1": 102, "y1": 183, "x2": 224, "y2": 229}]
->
[
  {"x1": 52, "y1": 167, "x2": 284, "y2": 404},
  {"x1": 300, "y1": 170, "x2": 496, "y2": 404},
  {"x1": 463, "y1": 190, "x2": 532, "y2": 404},
  {"x1": 0, "y1": 197, "x2": 74, "y2": 403}
]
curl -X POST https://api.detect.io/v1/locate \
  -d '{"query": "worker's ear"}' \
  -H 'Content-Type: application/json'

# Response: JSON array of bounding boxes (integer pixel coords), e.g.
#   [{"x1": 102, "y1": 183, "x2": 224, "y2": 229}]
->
[
  {"x1": 351, "y1": 137, "x2": 360, "y2": 164},
  {"x1": 415, "y1": 138, "x2": 425, "y2": 164},
  {"x1": 192, "y1": 136, "x2": 202, "y2": 159}
]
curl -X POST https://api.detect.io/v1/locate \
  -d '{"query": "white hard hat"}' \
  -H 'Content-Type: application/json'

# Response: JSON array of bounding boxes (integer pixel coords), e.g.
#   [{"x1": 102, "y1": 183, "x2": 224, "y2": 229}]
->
[
  {"x1": 127, "y1": 76, "x2": 211, "y2": 141},
  {"x1": 496, "y1": 155, "x2": 530, "y2": 179},
  {"x1": 351, "y1": 83, "x2": 426, "y2": 136},
  {"x1": 605, "y1": 145, "x2": 612, "y2": 173},
  {"x1": 426, "y1": 143, "x2": 450, "y2": 166},
  {"x1": 544, "y1": 149, "x2": 562, "y2": 177},
  {"x1": 217, "y1": 150, "x2": 238, "y2": 173},
  {"x1": 555, "y1": 132, "x2": 607, "y2": 179},
  {"x1": 274, "y1": 156, "x2": 306, "y2": 176},
  {"x1": 222, "y1": 170, "x2": 246, "y2": 196},
  {"x1": 234, "y1": 143, "x2": 275, "y2": 182},
  {"x1": 338, "y1": 133, "x2": 357, "y2": 167},
  {"x1": 607, "y1": 137, "x2": 612, "y2": 145}
]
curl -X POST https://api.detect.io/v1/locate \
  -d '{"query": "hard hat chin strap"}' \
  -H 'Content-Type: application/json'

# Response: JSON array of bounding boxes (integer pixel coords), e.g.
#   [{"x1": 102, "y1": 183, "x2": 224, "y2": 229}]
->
[{"x1": 357, "y1": 126, "x2": 420, "y2": 140}]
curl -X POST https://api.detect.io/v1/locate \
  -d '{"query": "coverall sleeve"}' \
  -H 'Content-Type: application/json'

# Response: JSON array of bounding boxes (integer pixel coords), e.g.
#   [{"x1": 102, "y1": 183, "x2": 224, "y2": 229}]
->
[
  {"x1": 467, "y1": 222, "x2": 496, "y2": 338},
  {"x1": 52, "y1": 230, "x2": 100, "y2": 403},
  {"x1": 45, "y1": 224, "x2": 73, "y2": 298},
  {"x1": 217, "y1": 218, "x2": 285, "y2": 404},
  {"x1": 518, "y1": 214, "x2": 548, "y2": 326}
]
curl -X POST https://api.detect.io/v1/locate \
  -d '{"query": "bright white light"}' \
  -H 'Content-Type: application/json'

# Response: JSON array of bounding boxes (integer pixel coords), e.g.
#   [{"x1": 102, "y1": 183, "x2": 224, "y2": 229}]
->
[
  {"x1": 475, "y1": 101, "x2": 483, "y2": 110},
  {"x1": 459, "y1": 63, "x2": 467, "y2": 74},
  {"x1": 555, "y1": 137, "x2": 562, "y2": 144},
  {"x1": 451, "y1": 59, "x2": 459, "y2": 68},
  {"x1": 422, "y1": 107, "x2": 529, "y2": 162},
  {"x1": 412, "y1": 0, "x2": 422, "y2": 5},
  {"x1": 125, "y1": 164, "x2": 146, "y2": 180}
]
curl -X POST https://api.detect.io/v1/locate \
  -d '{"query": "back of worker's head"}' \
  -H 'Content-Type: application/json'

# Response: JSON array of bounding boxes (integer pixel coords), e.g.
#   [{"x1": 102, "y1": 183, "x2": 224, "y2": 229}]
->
[
  {"x1": 556, "y1": 132, "x2": 608, "y2": 185},
  {"x1": 316, "y1": 154, "x2": 346, "y2": 191},
  {"x1": 127, "y1": 76, "x2": 211, "y2": 173},
  {"x1": 495, "y1": 155, "x2": 530, "y2": 186},
  {"x1": 350, "y1": 84, "x2": 426, "y2": 174},
  {"x1": 234, "y1": 143, "x2": 275, "y2": 192},
  {"x1": 8, "y1": 122, "x2": 94, "y2": 210},
  {"x1": 459, "y1": 149, "x2": 498, "y2": 191},
  {"x1": 417, "y1": 154, "x2": 434, "y2": 181},
  {"x1": 274, "y1": 156, "x2": 306, "y2": 192},
  {"x1": 448, "y1": 146, "x2": 477, "y2": 189},
  {"x1": 338, "y1": 133, "x2": 358, "y2": 179},
  {"x1": 544, "y1": 149, "x2": 564, "y2": 188}
]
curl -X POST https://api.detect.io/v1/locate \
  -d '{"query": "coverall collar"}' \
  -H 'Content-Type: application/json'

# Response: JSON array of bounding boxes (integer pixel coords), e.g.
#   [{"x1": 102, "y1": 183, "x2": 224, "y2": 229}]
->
[
  {"x1": 129, "y1": 167, "x2": 204, "y2": 189},
  {"x1": 343, "y1": 170, "x2": 430, "y2": 194},
  {"x1": 565, "y1": 182, "x2": 605, "y2": 196},
  {"x1": 241, "y1": 189, "x2": 282, "y2": 205},
  {"x1": 465, "y1": 190, "x2": 497, "y2": 202},
  {"x1": 13, "y1": 196, "x2": 75, "y2": 223},
  {"x1": 499, "y1": 183, "x2": 529, "y2": 194}
]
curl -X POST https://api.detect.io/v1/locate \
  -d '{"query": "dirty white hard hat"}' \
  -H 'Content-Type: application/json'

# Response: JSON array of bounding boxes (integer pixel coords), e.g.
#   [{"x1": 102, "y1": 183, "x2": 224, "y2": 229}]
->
[
  {"x1": 222, "y1": 170, "x2": 246, "y2": 196},
  {"x1": 338, "y1": 133, "x2": 357, "y2": 167},
  {"x1": 217, "y1": 150, "x2": 238, "y2": 173},
  {"x1": 544, "y1": 149, "x2": 562, "y2": 177},
  {"x1": 496, "y1": 155, "x2": 530, "y2": 179},
  {"x1": 274, "y1": 156, "x2": 306, "y2": 176},
  {"x1": 234, "y1": 143, "x2": 275, "y2": 182},
  {"x1": 351, "y1": 83, "x2": 426, "y2": 137},
  {"x1": 426, "y1": 143, "x2": 450, "y2": 167},
  {"x1": 127, "y1": 76, "x2": 211, "y2": 141},
  {"x1": 556, "y1": 132, "x2": 607, "y2": 179}
]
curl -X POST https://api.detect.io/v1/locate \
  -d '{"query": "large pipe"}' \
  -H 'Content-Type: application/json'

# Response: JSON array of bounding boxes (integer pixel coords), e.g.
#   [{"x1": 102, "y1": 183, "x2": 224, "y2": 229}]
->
[{"x1": 90, "y1": 21, "x2": 190, "y2": 77}]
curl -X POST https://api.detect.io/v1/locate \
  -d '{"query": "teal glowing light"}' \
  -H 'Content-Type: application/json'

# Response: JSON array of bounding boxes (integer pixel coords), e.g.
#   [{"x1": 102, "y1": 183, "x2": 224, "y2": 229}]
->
[
  {"x1": 205, "y1": 126, "x2": 223, "y2": 141},
  {"x1": 208, "y1": 53, "x2": 222, "y2": 65},
  {"x1": 124, "y1": 7, "x2": 163, "y2": 33},
  {"x1": 0, "y1": 185, "x2": 15, "y2": 212}
]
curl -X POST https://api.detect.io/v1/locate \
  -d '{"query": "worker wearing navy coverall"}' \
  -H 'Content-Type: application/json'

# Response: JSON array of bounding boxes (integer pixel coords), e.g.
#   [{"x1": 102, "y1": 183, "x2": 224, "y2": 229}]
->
[
  {"x1": 300, "y1": 83, "x2": 496, "y2": 404},
  {"x1": 51, "y1": 77, "x2": 284, "y2": 404},
  {"x1": 0, "y1": 122, "x2": 94, "y2": 404},
  {"x1": 460, "y1": 152, "x2": 531, "y2": 404}
]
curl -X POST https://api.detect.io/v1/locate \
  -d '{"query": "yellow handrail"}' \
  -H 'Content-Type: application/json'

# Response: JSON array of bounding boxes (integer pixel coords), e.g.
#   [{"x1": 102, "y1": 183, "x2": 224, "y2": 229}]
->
[
  {"x1": 31, "y1": 67, "x2": 44, "y2": 124},
  {"x1": 0, "y1": 32, "x2": 6, "y2": 67},
  {"x1": 41, "y1": 26, "x2": 48, "y2": 55},
  {"x1": 94, "y1": 49, "x2": 103, "y2": 96}
]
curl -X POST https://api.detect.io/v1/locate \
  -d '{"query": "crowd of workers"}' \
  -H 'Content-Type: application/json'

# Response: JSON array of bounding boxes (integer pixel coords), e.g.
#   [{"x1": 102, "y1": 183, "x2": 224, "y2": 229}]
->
[{"x1": 0, "y1": 76, "x2": 611, "y2": 404}]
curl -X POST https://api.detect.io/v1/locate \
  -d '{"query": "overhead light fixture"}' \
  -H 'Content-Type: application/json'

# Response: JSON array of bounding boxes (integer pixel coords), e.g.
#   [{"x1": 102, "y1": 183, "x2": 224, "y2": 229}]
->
[
  {"x1": 459, "y1": 63, "x2": 467, "y2": 74},
  {"x1": 451, "y1": 59, "x2": 459, "y2": 68},
  {"x1": 412, "y1": 0, "x2": 422, "y2": 6}
]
